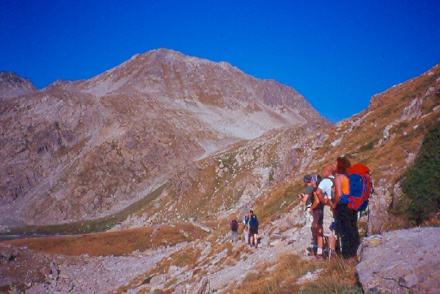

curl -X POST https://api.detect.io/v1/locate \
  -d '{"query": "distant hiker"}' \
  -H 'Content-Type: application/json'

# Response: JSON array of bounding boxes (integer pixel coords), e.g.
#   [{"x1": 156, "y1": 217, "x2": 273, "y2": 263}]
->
[
  {"x1": 242, "y1": 213, "x2": 250, "y2": 244},
  {"x1": 230, "y1": 218, "x2": 239, "y2": 243},
  {"x1": 249, "y1": 210, "x2": 259, "y2": 248},
  {"x1": 315, "y1": 164, "x2": 337, "y2": 259},
  {"x1": 332, "y1": 157, "x2": 360, "y2": 260},
  {"x1": 309, "y1": 175, "x2": 324, "y2": 259}
]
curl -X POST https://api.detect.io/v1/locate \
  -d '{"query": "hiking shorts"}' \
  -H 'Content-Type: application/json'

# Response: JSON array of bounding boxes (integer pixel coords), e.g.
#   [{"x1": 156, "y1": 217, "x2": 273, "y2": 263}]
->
[
  {"x1": 249, "y1": 226, "x2": 258, "y2": 235},
  {"x1": 323, "y1": 205, "x2": 333, "y2": 236}
]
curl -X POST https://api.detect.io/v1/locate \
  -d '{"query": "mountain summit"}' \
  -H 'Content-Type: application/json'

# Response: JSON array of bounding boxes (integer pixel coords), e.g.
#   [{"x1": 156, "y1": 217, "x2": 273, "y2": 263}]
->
[
  {"x1": 0, "y1": 49, "x2": 327, "y2": 226},
  {"x1": 0, "y1": 72, "x2": 37, "y2": 100},
  {"x1": 78, "y1": 48, "x2": 326, "y2": 138}
]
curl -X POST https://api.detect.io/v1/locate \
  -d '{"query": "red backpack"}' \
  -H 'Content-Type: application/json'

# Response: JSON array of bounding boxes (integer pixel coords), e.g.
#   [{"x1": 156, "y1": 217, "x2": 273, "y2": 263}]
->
[
  {"x1": 340, "y1": 164, "x2": 372, "y2": 211},
  {"x1": 230, "y1": 219, "x2": 238, "y2": 231}
]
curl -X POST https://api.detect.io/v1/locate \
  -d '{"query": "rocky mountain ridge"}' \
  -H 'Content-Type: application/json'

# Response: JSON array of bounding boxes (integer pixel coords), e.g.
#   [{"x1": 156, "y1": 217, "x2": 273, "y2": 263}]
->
[
  {"x1": 0, "y1": 48, "x2": 327, "y2": 227},
  {"x1": 0, "y1": 72, "x2": 37, "y2": 100}
]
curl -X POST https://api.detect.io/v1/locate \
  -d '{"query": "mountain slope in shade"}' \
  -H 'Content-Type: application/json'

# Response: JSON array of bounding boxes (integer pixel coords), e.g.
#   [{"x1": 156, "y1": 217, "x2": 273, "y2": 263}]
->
[{"x1": 0, "y1": 48, "x2": 328, "y2": 226}]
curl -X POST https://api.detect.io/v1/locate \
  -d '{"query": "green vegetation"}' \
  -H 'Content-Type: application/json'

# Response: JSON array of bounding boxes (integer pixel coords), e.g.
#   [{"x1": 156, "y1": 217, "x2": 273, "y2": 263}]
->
[
  {"x1": 393, "y1": 121, "x2": 440, "y2": 226},
  {"x1": 359, "y1": 140, "x2": 375, "y2": 152},
  {"x1": 1, "y1": 184, "x2": 166, "y2": 237}
]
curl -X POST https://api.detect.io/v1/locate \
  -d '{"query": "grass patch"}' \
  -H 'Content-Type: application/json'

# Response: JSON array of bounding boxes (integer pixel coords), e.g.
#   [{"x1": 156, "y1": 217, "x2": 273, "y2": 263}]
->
[
  {"x1": 359, "y1": 140, "x2": 375, "y2": 152},
  {"x1": 4, "y1": 222, "x2": 208, "y2": 256},
  {"x1": 301, "y1": 257, "x2": 362, "y2": 294},
  {"x1": 232, "y1": 253, "x2": 362, "y2": 294},
  {"x1": 1, "y1": 184, "x2": 166, "y2": 238},
  {"x1": 392, "y1": 120, "x2": 440, "y2": 226},
  {"x1": 234, "y1": 254, "x2": 317, "y2": 293}
]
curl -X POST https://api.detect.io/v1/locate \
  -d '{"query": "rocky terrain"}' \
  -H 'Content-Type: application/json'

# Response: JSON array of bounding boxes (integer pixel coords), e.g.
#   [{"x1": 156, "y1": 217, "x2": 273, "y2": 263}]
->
[
  {"x1": 0, "y1": 49, "x2": 326, "y2": 227},
  {"x1": 1, "y1": 208, "x2": 439, "y2": 293},
  {"x1": 0, "y1": 49, "x2": 439, "y2": 293},
  {"x1": 357, "y1": 227, "x2": 440, "y2": 293},
  {"x1": 0, "y1": 72, "x2": 37, "y2": 100}
]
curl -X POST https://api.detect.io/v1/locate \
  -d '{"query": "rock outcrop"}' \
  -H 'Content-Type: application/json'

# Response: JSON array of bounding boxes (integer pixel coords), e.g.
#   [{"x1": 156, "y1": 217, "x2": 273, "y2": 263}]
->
[{"x1": 357, "y1": 227, "x2": 440, "y2": 293}]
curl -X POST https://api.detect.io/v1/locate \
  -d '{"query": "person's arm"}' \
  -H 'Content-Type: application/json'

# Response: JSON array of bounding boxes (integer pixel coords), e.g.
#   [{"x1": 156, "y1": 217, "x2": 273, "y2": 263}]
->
[
  {"x1": 309, "y1": 191, "x2": 320, "y2": 212},
  {"x1": 299, "y1": 192, "x2": 309, "y2": 204},
  {"x1": 315, "y1": 188, "x2": 327, "y2": 205}
]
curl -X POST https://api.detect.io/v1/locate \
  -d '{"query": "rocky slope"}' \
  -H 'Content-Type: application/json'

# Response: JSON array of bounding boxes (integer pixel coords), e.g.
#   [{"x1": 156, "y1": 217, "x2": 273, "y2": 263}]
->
[
  {"x1": 0, "y1": 72, "x2": 37, "y2": 100},
  {"x1": 0, "y1": 48, "x2": 327, "y2": 227},
  {"x1": 131, "y1": 62, "x2": 440, "y2": 236}
]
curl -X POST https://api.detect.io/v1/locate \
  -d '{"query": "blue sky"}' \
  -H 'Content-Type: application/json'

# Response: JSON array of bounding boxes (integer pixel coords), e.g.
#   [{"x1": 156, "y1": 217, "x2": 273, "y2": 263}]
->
[{"x1": 1, "y1": 1, "x2": 439, "y2": 122}]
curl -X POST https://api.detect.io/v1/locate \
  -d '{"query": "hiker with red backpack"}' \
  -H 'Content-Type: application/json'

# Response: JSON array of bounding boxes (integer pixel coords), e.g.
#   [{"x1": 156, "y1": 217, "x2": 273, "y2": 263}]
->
[
  {"x1": 332, "y1": 157, "x2": 372, "y2": 260},
  {"x1": 230, "y1": 218, "x2": 239, "y2": 243}
]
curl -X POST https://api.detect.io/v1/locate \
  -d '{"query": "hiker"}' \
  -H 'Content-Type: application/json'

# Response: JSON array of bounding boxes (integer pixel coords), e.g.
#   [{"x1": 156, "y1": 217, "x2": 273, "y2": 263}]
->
[
  {"x1": 308, "y1": 175, "x2": 324, "y2": 259},
  {"x1": 299, "y1": 174, "x2": 314, "y2": 227},
  {"x1": 315, "y1": 164, "x2": 337, "y2": 259},
  {"x1": 332, "y1": 157, "x2": 360, "y2": 260},
  {"x1": 299, "y1": 174, "x2": 314, "y2": 254},
  {"x1": 242, "y1": 213, "x2": 250, "y2": 244},
  {"x1": 248, "y1": 210, "x2": 259, "y2": 248},
  {"x1": 230, "y1": 218, "x2": 239, "y2": 243}
]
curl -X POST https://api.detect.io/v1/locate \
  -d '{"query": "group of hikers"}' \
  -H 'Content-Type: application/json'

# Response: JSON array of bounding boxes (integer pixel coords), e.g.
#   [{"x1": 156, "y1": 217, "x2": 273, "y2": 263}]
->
[
  {"x1": 229, "y1": 156, "x2": 368, "y2": 261},
  {"x1": 300, "y1": 156, "x2": 362, "y2": 261},
  {"x1": 229, "y1": 210, "x2": 260, "y2": 248}
]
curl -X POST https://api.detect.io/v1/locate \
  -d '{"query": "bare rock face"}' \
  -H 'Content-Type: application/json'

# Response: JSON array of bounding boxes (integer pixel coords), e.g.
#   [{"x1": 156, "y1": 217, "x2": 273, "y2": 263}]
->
[
  {"x1": 0, "y1": 49, "x2": 327, "y2": 227},
  {"x1": 357, "y1": 227, "x2": 440, "y2": 293},
  {"x1": 0, "y1": 72, "x2": 37, "y2": 100}
]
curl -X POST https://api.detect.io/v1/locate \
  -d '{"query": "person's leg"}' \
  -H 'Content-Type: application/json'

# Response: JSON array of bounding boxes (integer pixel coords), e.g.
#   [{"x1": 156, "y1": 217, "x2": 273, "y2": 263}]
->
[
  {"x1": 345, "y1": 209, "x2": 360, "y2": 258},
  {"x1": 316, "y1": 210, "x2": 324, "y2": 258},
  {"x1": 323, "y1": 206, "x2": 334, "y2": 251},
  {"x1": 338, "y1": 205, "x2": 359, "y2": 259},
  {"x1": 249, "y1": 227, "x2": 255, "y2": 246},
  {"x1": 311, "y1": 211, "x2": 319, "y2": 255}
]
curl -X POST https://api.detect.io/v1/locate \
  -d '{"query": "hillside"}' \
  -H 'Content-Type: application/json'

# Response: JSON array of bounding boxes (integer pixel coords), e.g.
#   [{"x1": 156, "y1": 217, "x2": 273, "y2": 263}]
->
[
  {"x1": 0, "y1": 48, "x2": 327, "y2": 228},
  {"x1": 0, "y1": 53, "x2": 439, "y2": 293},
  {"x1": 116, "y1": 63, "x2": 440, "y2": 236}
]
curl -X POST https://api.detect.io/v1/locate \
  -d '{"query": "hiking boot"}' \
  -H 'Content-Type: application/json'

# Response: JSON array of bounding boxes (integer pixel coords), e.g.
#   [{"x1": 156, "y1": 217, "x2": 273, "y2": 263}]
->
[
  {"x1": 316, "y1": 254, "x2": 324, "y2": 261},
  {"x1": 329, "y1": 252, "x2": 339, "y2": 261},
  {"x1": 307, "y1": 246, "x2": 317, "y2": 256}
]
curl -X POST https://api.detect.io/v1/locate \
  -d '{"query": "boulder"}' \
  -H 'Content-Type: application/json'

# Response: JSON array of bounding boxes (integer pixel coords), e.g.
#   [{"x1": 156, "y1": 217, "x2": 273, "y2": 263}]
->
[{"x1": 356, "y1": 227, "x2": 440, "y2": 293}]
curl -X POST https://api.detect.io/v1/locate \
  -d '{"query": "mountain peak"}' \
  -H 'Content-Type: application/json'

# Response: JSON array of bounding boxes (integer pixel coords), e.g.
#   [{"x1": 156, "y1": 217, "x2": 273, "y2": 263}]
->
[
  {"x1": 79, "y1": 49, "x2": 324, "y2": 123},
  {"x1": 0, "y1": 72, "x2": 37, "y2": 100},
  {"x1": 0, "y1": 49, "x2": 328, "y2": 226}
]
